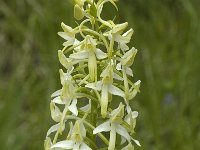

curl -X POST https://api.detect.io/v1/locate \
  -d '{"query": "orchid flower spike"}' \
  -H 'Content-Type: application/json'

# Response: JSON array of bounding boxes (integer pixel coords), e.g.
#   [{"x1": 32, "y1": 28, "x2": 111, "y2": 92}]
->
[{"x1": 45, "y1": 0, "x2": 141, "y2": 149}]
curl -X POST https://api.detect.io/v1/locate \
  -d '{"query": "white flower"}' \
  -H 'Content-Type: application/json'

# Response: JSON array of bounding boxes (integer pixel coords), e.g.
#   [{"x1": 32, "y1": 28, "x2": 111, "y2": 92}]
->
[
  {"x1": 51, "y1": 120, "x2": 92, "y2": 150},
  {"x1": 58, "y1": 22, "x2": 76, "y2": 47},
  {"x1": 116, "y1": 47, "x2": 138, "y2": 77},
  {"x1": 58, "y1": 50, "x2": 81, "y2": 70},
  {"x1": 93, "y1": 103, "x2": 130, "y2": 150},
  {"x1": 86, "y1": 63, "x2": 124, "y2": 117},
  {"x1": 51, "y1": 82, "x2": 78, "y2": 116},
  {"x1": 104, "y1": 22, "x2": 133, "y2": 51},
  {"x1": 125, "y1": 105, "x2": 138, "y2": 132},
  {"x1": 70, "y1": 35, "x2": 107, "y2": 81}
]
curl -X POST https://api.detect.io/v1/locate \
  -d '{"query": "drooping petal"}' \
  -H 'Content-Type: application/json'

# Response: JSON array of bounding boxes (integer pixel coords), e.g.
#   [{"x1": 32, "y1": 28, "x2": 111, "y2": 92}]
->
[
  {"x1": 80, "y1": 142, "x2": 92, "y2": 150},
  {"x1": 95, "y1": 48, "x2": 107, "y2": 59},
  {"x1": 80, "y1": 100, "x2": 91, "y2": 113},
  {"x1": 128, "y1": 80, "x2": 141, "y2": 100},
  {"x1": 51, "y1": 89, "x2": 61, "y2": 97},
  {"x1": 50, "y1": 102, "x2": 61, "y2": 122},
  {"x1": 93, "y1": 120, "x2": 111, "y2": 134},
  {"x1": 126, "y1": 67, "x2": 133, "y2": 77},
  {"x1": 51, "y1": 140, "x2": 74, "y2": 149},
  {"x1": 108, "y1": 123, "x2": 117, "y2": 150},
  {"x1": 52, "y1": 96, "x2": 66, "y2": 105},
  {"x1": 115, "y1": 124, "x2": 130, "y2": 142},
  {"x1": 113, "y1": 73, "x2": 123, "y2": 81},
  {"x1": 132, "y1": 138, "x2": 141, "y2": 147},
  {"x1": 108, "y1": 84, "x2": 125, "y2": 97},
  {"x1": 85, "y1": 81, "x2": 102, "y2": 91},
  {"x1": 69, "y1": 51, "x2": 89, "y2": 59},
  {"x1": 58, "y1": 32, "x2": 73, "y2": 41},
  {"x1": 58, "y1": 50, "x2": 73, "y2": 69},
  {"x1": 68, "y1": 99, "x2": 78, "y2": 116},
  {"x1": 121, "y1": 47, "x2": 137, "y2": 67},
  {"x1": 46, "y1": 123, "x2": 60, "y2": 137},
  {"x1": 116, "y1": 62, "x2": 122, "y2": 71},
  {"x1": 122, "y1": 28, "x2": 134, "y2": 43},
  {"x1": 88, "y1": 51, "x2": 97, "y2": 82},
  {"x1": 101, "y1": 84, "x2": 109, "y2": 117},
  {"x1": 74, "y1": 4, "x2": 84, "y2": 20},
  {"x1": 120, "y1": 43, "x2": 129, "y2": 51},
  {"x1": 112, "y1": 22, "x2": 128, "y2": 34}
]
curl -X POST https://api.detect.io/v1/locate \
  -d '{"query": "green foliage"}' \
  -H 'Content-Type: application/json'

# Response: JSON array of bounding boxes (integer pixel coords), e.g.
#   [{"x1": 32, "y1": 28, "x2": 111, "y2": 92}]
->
[{"x1": 0, "y1": 0, "x2": 200, "y2": 149}]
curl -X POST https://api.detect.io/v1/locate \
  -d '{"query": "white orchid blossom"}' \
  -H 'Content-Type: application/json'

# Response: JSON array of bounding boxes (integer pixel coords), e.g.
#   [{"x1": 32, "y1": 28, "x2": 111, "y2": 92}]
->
[
  {"x1": 51, "y1": 120, "x2": 92, "y2": 150},
  {"x1": 45, "y1": 0, "x2": 141, "y2": 149},
  {"x1": 93, "y1": 103, "x2": 130, "y2": 150},
  {"x1": 70, "y1": 35, "x2": 107, "y2": 81},
  {"x1": 86, "y1": 63, "x2": 125, "y2": 117}
]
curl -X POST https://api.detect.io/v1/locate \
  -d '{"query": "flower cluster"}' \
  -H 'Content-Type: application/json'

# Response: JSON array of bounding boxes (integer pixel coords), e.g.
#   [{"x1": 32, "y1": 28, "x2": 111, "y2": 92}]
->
[{"x1": 45, "y1": 0, "x2": 141, "y2": 149}]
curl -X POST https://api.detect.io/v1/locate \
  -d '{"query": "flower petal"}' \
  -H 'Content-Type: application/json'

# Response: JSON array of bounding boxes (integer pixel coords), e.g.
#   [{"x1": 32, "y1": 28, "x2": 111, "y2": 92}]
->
[
  {"x1": 85, "y1": 81, "x2": 102, "y2": 91},
  {"x1": 58, "y1": 50, "x2": 73, "y2": 69},
  {"x1": 132, "y1": 138, "x2": 141, "y2": 147},
  {"x1": 108, "y1": 84, "x2": 125, "y2": 97},
  {"x1": 69, "y1": 51, "x2": 89, "y2": 59},
  {"x1": 113, "y1": 73, "x2": 123, "y2": 81},
  {"x1": 51, "y1": 89, "x2": 61, "y2": 97},
  {"x1": 58, "y1": 32, "x2": 73, "y2": 41},
  {"x1": 126, "y1": 67, "x2": 133, "y2": 77},
  {"x1": 116, "y1": 63, "x2": 122, "y2": 71},
  {"x1": 116, "y1": 124, "x2": 130, "y2": 142},
  {"x1": 80, "y1": 100, "x2": 91, "y2": 113},
  {"x1": 52, "y1": 96, "x2": 66, "y2": 104},
  {"x1": 95, "y1": 48, "x2": 107, "y2": 59},
  {"x1": 93, "y1": 120, "x2": 111, "y2": 134},
  {"x1": 68, "y1": 99, "x2": 78, "y2": 116},
  {"x1": 51, "y1": 140, "x2": 74, "y2": 149},
  {"x1": 46, "y1": 123, "x2": 60, "y2": 137}
]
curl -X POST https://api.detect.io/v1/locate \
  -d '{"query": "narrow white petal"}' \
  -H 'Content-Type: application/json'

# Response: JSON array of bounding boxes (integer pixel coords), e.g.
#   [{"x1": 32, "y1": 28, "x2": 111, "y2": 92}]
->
[
  {"x1": 95, "y1": 48, "x2": 107, "y2": 59},
  {"x1": 51, "y1": 140, "x2": 74, "y2": 149},
  {"x1": 100, "y1": 66, "x2": 109, "y2": 77},
  {"x1": 51, "y1": 89, "x2": 61, "y2": 97},
  {"x1": 68, "y1": 99, "x2": 78, "y2": 116},
  {"x1": 113, "y1": 73, "x2": 123, "y2": 81},
  {"x1": 80, "y1": 100, "x2": 91, "y2": 112},
  {"x1": 126, "y1": 67, "x2": 133, "y2": 77},
  {"x1": 108, "y1": 123, "x2": 117, "y2": 150},
  {"x1": 120, "y1": 43, "x2": 129, "y2": 51},
  {"x1": 108, "y1": 85, "x2": 125, "y2": 97},
  {"x1": 46, "y1": 123, "x2": 60, "y2": 137},
  {"x1": 58, "y1": 32, "x2": 73, "y2": 41},
  {"x1": 93, "y1": 121, "x2": 111, "y2": 134},
  {"x1": 132, "y1": 139, "x2": 141, "y2": 146},
  {"x1": 69, "y1": 51, "x2": 89, "y2": 59},
  {"x1": 85, "y1": 81, "x2": 102, "y2": 91},
  {"x1": 52, "y1": 96, "x2": 66, "y2": 104},
  {"x1": 116, "y1": 63, "x2": 122, "y2": 71},
  {"x1": 116, "y1": 124, "x2": 130, "y2": 141},
  {"x1": 63, "y1": 40, "x2": 74, "y2": 48},
  {"x1": 80, "y1": 143, "x2": 92, "y2": 150}
]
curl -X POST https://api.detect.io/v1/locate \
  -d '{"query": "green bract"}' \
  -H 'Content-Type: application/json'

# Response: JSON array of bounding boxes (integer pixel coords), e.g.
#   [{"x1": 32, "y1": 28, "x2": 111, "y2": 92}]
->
[{"x1": 45, "y1": 0, "x2": 141, "y2": 149}]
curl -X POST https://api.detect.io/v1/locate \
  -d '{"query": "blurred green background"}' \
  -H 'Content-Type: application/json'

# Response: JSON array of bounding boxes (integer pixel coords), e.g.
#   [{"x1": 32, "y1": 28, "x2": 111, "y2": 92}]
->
[{"x1": 0, "y1": 0, "x2": 200, "y2": 149}]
